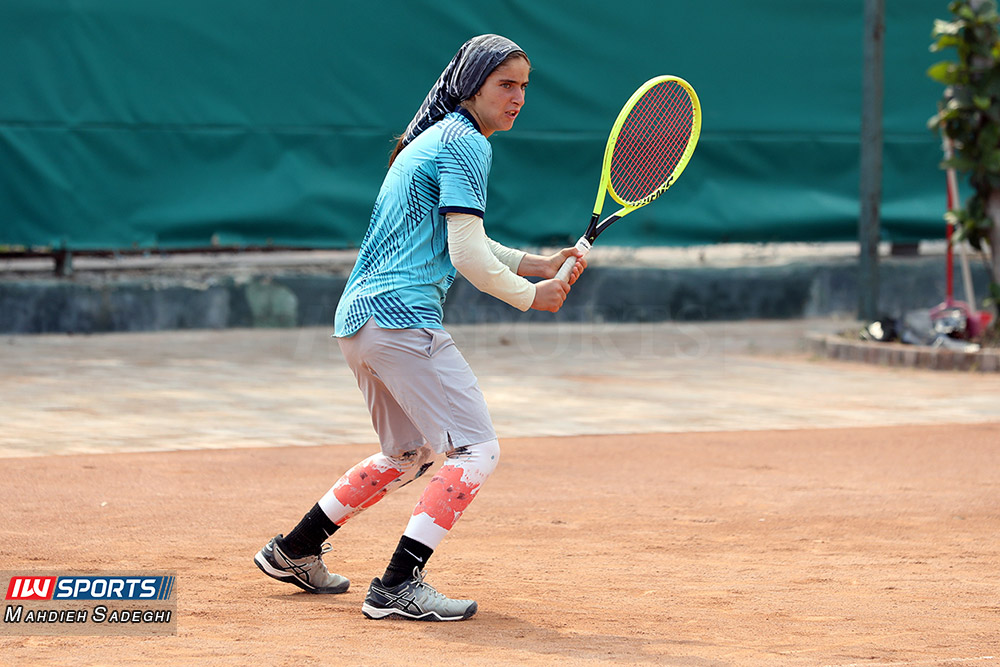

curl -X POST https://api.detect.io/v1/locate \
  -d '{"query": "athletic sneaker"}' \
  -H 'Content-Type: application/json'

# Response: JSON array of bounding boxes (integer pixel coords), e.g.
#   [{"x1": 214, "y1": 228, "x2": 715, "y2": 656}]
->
[
  {"x1": 362, "y1": 567, "x2": 477, "y2": 621},
  {"x1": 254, "y1": 535, "x2": 350, "y2": 594}
]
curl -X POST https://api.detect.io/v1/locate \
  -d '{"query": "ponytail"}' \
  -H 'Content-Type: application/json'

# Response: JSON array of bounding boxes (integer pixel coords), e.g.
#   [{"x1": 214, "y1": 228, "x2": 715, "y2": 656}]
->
[{"x1": 387, "y1": 136, "x2": 405, "y2": 168}]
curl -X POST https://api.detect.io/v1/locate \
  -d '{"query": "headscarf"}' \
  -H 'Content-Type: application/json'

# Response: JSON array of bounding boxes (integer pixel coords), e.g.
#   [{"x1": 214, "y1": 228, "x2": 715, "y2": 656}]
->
[{"x1": 400, "y1": 34, "x2": 526, "y2": 149}]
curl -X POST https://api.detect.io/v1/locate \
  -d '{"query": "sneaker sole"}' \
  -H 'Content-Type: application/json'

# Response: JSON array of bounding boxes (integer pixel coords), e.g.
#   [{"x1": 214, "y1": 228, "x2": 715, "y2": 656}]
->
[
  {"x1": 254, "y1": 551, "x2": 350, "y2": 595},
  {"x1": 361, "y1": 601, "x2": 477, "y2": 622}
]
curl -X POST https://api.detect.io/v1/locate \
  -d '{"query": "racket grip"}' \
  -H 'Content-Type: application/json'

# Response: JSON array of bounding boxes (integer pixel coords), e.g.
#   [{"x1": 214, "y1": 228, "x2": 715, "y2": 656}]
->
[{"x1": 554, "y1": 237, "x2": 592, "y2": 282}]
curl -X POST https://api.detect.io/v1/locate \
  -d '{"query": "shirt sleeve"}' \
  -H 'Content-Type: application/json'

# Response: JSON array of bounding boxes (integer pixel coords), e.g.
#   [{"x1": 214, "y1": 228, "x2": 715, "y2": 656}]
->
[
  {"x1": 437, "y1": 134, "x2": 491, "y2": 217},
  {"x1": 446, "y1": 213, "x2": 535, "y2": 311}
]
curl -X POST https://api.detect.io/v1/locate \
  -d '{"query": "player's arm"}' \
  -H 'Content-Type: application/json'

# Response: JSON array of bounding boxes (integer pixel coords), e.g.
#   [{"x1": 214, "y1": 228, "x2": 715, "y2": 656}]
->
[
  {"x1": 482, "y1": 235, "x2": 587, "y2": 285},
  {"x1": 446, "y1": 213, "x2": 571, "y2": 312},
  {"x1": 447, "y1": 213, "x2": 534, "y2": 311}
]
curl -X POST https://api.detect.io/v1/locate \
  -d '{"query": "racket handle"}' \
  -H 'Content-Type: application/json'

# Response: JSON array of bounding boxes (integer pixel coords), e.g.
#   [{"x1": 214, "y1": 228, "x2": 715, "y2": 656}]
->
[{"x1": 554, "y1": 237, "x2": 592, "y2": 282}]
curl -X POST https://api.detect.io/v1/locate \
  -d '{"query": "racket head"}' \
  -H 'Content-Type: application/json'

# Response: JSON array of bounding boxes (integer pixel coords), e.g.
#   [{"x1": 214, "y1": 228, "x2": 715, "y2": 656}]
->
[{"x1": 601, "y1": 76, "x2": 701, "y2": 211}]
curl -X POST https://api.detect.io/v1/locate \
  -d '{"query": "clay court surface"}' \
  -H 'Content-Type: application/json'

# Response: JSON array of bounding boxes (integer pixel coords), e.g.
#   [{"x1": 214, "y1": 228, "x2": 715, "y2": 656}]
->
[{"x1": 1, "y1": 320, "x2": 999, "y2": 665}]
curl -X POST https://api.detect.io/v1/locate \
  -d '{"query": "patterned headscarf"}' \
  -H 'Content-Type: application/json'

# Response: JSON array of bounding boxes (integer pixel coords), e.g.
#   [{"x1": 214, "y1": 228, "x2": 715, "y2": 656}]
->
[{"x1": 400, "y1": 34, "x2": 527, "y2": 149}]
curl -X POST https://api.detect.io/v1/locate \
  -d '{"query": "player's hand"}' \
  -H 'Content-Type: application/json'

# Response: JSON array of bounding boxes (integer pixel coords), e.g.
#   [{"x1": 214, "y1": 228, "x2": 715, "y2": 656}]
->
[
  {"x1": 530, "y1": 278, "x2": 571, "y2": 312},
  {"x1": 532, "y1": 248, "x2": 587, "y2": 285},
  {"x1": 548, "y1": 247, "x2": 588, "y2": 285},
  {"x1": 517, "y1": 249, "x2": 588, "y2": 284}
]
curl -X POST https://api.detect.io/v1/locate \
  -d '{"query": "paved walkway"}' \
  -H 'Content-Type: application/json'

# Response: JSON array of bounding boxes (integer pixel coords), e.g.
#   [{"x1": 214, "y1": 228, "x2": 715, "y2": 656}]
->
[{"x1": 2, "y1": 318, "x2": 999, "y2": 458}]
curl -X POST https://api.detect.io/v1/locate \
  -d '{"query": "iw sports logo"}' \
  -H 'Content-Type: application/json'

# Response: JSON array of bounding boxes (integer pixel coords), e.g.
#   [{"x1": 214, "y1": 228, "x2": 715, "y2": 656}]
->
[
  {"x1": 5, "y1": 576, "x2": 175, "y2": 601},
  {"x1": 2, "y1": 572, "x2": 177, "y2": 637}
]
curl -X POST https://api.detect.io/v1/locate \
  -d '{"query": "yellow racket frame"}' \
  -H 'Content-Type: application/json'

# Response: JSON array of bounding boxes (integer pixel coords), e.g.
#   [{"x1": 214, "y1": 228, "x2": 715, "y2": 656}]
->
[{"x1": 598, "y1": 75, "x2": 702, "y2": 216}]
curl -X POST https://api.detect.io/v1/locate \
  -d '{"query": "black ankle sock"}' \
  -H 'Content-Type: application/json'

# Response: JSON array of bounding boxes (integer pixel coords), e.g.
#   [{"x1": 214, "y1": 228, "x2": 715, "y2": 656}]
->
[
  {"x1": 381, "y1": 536, "x2": 434, "y2": 588},
  {"x1": 278, "y1": 504, "x2": 338, "y2": 558}
]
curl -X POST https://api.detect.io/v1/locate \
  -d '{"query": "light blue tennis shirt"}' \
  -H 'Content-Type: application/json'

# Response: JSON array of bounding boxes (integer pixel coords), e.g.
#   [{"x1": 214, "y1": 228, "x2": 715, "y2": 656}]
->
[{"x1": 334, "y1": 109, "x2": 490, "y2": 337}]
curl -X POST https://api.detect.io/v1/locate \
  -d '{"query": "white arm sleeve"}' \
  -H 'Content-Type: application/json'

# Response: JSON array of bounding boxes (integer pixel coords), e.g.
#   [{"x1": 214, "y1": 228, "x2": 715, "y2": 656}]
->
[
  {"x1": 446, "y1": 213, "x2": 535, "y2": 311},
  {"x1": 484, "y1": 237, "x2": 526, "y2": 273}
]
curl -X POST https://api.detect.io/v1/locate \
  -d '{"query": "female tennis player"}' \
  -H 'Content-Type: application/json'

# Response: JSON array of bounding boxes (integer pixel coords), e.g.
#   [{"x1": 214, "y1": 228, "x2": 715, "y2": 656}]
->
[{"x1": 255, "y1": 34, "x2": 586, "y2": 621}]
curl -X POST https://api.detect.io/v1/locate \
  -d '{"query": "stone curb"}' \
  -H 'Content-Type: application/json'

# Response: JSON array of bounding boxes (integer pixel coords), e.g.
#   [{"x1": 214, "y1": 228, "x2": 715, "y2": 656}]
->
[{"x1": 806, "y1": 333, "x2": 1000, "y2": 373}]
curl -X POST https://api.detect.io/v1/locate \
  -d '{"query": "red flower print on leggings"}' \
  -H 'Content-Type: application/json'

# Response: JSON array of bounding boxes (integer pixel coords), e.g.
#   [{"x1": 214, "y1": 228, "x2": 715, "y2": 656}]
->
[
  {"x1": 332, "y1": 461, "x2": 403, "y2": 525},
  {"x1": 411, "y1": 465, "x2": 481, "y2": 530}
]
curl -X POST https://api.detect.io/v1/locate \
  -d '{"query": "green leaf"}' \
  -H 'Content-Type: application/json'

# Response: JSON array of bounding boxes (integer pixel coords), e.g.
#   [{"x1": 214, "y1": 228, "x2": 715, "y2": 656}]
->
[
  {"x1": 930, "y1": 35, "x2": 963, "y2": 52},
  {"x1": 951, "y1": 156, "x2": 979, "y2": 171},
  {"x1": 928, "y1": 61, "x2": 959, "y2": 84}
]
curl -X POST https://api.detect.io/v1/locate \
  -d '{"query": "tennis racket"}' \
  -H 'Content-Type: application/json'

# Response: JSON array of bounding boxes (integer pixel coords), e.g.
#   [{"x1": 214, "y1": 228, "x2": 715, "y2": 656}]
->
[{"x1": 555, "y1": 75, "x2": 701, "y2": 281}]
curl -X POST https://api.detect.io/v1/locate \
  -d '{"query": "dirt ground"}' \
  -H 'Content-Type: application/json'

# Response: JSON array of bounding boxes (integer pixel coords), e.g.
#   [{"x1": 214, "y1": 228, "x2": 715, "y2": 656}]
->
[
  {"x1": 1, "y1": 323, "x2": 999, "y2": 665},
  {"x1": 0, "y1": 426, "x2": 997, "y2": 666}
]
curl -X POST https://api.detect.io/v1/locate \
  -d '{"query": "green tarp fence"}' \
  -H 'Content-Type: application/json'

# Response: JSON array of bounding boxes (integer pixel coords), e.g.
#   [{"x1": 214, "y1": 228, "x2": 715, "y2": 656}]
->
[{"x1": 0, "y1": 0, "x2": 955, "y2": 251}]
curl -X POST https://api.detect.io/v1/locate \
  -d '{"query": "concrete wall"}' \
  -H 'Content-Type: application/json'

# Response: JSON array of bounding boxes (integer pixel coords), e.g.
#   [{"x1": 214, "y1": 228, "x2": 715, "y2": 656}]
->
[{"x1": 1, "y1": 256, "x2": 991, "y2": 334}]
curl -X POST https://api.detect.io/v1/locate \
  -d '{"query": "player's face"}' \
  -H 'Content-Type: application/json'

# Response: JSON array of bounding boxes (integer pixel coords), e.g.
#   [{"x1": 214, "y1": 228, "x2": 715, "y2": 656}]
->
[{"x1": 463, "y1": 56, "x2": 529, "y2": 138}]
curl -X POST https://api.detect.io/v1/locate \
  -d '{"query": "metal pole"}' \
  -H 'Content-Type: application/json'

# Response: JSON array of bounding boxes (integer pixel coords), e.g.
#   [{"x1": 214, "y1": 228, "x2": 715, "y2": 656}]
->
[{"x1": 858, "y1": 0, "x2": 884, "y2": 321}]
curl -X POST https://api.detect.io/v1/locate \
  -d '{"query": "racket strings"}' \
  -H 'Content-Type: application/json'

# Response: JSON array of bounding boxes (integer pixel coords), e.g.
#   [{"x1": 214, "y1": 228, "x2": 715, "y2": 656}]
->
[
  {"x1": 610, "y1": 81, "x2": 694, "y2": 203},
  {"x1": 614, "y1": 87, "x2": 690, "y2": 198},
  {"x1": 615, "y1": 84, "x2": 691, "y2": 191}
]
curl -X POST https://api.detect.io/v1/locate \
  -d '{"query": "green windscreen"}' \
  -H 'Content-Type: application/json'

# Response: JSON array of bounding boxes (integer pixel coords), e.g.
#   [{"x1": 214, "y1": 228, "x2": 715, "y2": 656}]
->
[{"x1": 0, "y1": 0, "x2": 952, "y2": 250}]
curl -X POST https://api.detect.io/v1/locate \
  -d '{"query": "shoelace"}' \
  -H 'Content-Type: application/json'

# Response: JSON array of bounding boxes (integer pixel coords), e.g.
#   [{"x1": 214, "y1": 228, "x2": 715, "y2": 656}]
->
[
  {"x1": 410, "y1": 569, "x2": 452, "y2": 605},
  {"x1": 293, "y1": 543, "x2": 333, "y2": 575},
  {"x1": 306, "y1": 543, "x2": 334, "y2": 572}
]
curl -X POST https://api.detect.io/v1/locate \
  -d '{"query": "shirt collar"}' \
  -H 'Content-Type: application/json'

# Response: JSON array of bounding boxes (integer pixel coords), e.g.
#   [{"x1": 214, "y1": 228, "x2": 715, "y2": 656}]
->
[{"x1": 456, "y1": 107, "x2": 482, "y2": 135}]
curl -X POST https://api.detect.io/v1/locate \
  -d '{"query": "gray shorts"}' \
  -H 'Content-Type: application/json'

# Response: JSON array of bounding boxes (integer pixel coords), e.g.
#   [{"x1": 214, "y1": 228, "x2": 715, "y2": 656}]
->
[{"x1": 337, "y1": 320, "x2": 497, "y2": 456}]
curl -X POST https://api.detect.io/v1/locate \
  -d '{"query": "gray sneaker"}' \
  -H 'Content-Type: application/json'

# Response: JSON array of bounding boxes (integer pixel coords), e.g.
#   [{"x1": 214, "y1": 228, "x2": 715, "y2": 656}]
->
[
  {"x1": 254, "y1": 535, "x2": 349, "y2": 594},
  {"x1": 362, "y1": 567, "x2": 477, "y2": 621}
]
